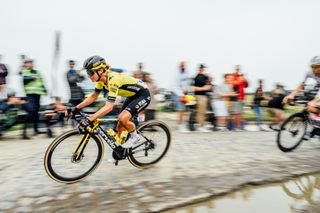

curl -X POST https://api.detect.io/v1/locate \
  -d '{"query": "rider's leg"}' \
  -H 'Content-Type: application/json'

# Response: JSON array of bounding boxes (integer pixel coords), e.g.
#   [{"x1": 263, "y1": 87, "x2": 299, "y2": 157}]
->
[
  {"x1": 307, "y1": 97, "x2": 320, "y2": 113},
  {"x1": 118, "y1": 110, "x2": 141, "y2": 148},
  {"x1": 118, "y1": 97, "x2": 135, "y2": 133},
  {"x1": 118, "y1": 110, "x2": 135, "y2": 132},
  {"x1": 119, "y1": 90, "x2": 151, "y2": 148}
]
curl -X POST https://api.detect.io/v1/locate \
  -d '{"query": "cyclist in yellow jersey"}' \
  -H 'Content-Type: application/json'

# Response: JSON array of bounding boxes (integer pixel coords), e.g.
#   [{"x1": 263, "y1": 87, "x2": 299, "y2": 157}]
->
[{"x1": 71, "y1": 56, "x2": 151, "y2": 148}]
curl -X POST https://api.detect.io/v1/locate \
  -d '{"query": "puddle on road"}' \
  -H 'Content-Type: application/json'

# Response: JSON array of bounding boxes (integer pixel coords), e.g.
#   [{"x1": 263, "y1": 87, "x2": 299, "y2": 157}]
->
[{"x1": 164, "y1": 174, "x2": 320, "y2": 213}]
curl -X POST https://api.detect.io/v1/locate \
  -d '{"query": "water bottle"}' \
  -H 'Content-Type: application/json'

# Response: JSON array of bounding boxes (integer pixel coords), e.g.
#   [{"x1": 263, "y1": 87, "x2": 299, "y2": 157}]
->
[
  {"x1": 107, "y1": 128, "x2": 119, "y2": 142},
  {"x1": 119, "y1": 130, "x2": 128, "y2": 144}
]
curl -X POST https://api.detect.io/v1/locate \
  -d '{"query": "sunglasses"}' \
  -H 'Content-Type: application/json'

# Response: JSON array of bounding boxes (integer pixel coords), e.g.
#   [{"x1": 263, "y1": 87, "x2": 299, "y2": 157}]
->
[
  {"x1": 86, "y1": 69, "x2": 95, "y2": 76},
  {"x1": 311, "y1": 64, "x2": 320, "y2": 69}
]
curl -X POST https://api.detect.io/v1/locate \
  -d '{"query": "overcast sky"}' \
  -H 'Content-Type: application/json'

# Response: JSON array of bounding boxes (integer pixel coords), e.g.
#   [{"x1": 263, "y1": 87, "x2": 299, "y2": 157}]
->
[{"x1": 1, "y1": 0, "x2": 320, "y2": 100}]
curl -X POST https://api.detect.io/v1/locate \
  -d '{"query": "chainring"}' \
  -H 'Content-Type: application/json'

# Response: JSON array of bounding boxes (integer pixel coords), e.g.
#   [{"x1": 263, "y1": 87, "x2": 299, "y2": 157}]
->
[{"x1": 112, "y1": 146, "x2": 127, "y2": 160}]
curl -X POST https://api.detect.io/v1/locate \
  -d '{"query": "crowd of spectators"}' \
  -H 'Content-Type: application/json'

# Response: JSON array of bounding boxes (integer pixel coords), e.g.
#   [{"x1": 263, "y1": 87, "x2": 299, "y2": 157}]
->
[
  {"x1": 0, "y1": 54, "x2": 293, "y2": 139},
  {"x1": 170, "y1": 62, "x2": 291, "y2": 132}
]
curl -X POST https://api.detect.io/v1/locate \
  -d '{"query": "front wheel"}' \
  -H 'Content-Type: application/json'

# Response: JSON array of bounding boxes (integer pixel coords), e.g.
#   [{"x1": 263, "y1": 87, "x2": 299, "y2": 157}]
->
[
  {"x1": 128, "y1": 120, "x2": 171, "y2": 168},
  {"x1": 44, "y1": 129, "x2": 104, "y2": 183},
  {"x1": 277, "y1": 112, "x2": 307, "y2": 152}
]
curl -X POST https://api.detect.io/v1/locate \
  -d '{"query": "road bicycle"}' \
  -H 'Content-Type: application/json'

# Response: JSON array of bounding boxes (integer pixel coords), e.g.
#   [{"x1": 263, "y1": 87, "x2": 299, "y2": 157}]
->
[
  {"x1": 44, "y1": 111, "x2": 171, "y2": 183},
  {"x1": 277, "y1": 91, "x2": 320, "y2": 152}
]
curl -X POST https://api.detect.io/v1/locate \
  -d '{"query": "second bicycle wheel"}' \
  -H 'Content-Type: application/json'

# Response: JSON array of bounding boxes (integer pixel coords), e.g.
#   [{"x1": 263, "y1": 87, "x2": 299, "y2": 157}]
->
[
  {"x1": 128, "y1": 120, "x2": 171, "y2": 168},
  {"x1": 44, "y1": 129, "x2": 104, "y2": 183},
  {"x1": 277, "y1": 112, "x2": 307, "y2": 152}
]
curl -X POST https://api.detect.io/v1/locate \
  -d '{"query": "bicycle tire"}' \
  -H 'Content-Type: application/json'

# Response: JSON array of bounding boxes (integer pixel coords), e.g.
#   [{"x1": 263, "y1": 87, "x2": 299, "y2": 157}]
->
[
  {"x1": 277, "y1": 112, "x2": 307, "y2": 152},
  {"x1": 128, "y1": 120, "x2": 171, "y2": 168},
  {"x1": 44, "y1": 129, "x2": 104, "y2": 183}
]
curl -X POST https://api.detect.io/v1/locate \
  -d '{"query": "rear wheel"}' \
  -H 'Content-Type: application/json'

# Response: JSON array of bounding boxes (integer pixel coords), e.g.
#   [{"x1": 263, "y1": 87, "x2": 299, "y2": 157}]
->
[
  {"x1": 277, "y1": 112, "x2": 307, "y2": 152},
  {"x1": 128, "y1": 120, "x2": 171, "y2": 168},
  {"x1": 44, "y1": 129, "x2": 104, "y2": 183}
]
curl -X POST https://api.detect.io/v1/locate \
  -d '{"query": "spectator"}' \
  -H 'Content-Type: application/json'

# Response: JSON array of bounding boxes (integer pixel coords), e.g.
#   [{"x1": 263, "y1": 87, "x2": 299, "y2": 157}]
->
[
  {"x1": 225, "y1": 74, "x2": 239, "y2": 130},
  {"x1": 20, "y1": 59, "x2": 47, "y2": 135},
  {"x1": 143, "y1": 72, "x2": 158, "y2": 121},
  {"x1": 66, "y1": 60, "x2": 84, "y2": 107},
  {"x1": 18, "y1": 54, "x2": 27, "y2": 71},
  {"x1": 267, "y1": 83, "x2": 286, "y2": 130},
  {"x1": 133, "y1": 62, "x2": 144, "y2": 80},
  {"x1": 212, "y1": 74, "x2": 236, "y2": 131},
  {"x1": 206, "y1": 76, "x2": 217, "y2": 129},
  {"x1": 0, "y1": 90, "x2": 31, "y2": 139},
  {"x1": 171, "y1": 61, "x2": 191, "y2": 132},
  {"x1": 253, "y1": 79, "x2": 270, "y2": 131},
  {"x1": 193, "y1": 64, "x2": 211, "y2": 132},
  {"x1": 131, "y1": 63, "x2": 146, "y2": 122},
  {"x1": 230, "y1": 65, "x2": 249, "y2": 130},
  {"x1": 14, "y1": 54, "x2": 27, "y2": 98},
  {"x1": 0, "y1": 54, "x2": 9, "y2": 93}
]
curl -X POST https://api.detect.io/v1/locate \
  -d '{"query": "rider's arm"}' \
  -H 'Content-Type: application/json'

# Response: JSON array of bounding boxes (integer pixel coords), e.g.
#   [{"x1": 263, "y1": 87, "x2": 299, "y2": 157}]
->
[
  {"x1": 89, "y1": 101, "x2": 114, "y2": 121},
  {"x1": 283, "y1": 83, "x2": 304, "y2": 104},
  {"x1": 76, "y1": 81, "x2": 104, "y2": 109},
  {"x1": 289, "y1": 83, "x2": 304, "y2": 97},
  {"x1": 76, "y1": 92, "x2": 99, "y2": 109},
  {"x1": 307, "y1": 96, "x2": 320, "y2": 113},
  {"x1": 309, "y1": 90, "x2": 320, "y2": 105}
]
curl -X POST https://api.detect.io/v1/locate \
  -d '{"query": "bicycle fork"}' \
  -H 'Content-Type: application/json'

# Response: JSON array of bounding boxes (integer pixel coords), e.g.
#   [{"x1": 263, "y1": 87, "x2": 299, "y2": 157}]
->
[
  {"x1": 72, "y1": 122, "x2": 100, "y2": 161},
  {"x1": 73, "y1": 133, "x2": 91, "y2": 162}
]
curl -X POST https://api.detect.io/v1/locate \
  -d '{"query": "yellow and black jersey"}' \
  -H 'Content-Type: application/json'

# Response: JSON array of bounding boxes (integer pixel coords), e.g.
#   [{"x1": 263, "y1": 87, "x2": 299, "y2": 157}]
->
[{"x1": 95, "y1": 72, "x2": 147, "y2": 102}]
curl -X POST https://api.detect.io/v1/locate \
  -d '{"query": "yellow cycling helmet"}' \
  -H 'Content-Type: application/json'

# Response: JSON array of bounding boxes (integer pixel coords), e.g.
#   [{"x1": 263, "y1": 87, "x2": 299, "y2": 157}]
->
[
  {"x1": 84, "y1": 55, "x2": 111, "y2": 81},
  {"x1": 83, "y1": 55, "x2": 110, "y2": 71}
]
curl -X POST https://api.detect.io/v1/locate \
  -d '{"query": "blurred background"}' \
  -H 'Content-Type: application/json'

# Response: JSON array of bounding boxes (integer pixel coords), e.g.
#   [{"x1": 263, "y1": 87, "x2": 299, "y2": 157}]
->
[
  {"x1": 2, "y1": 0, "x2": 320, "y2": 212},
  {"x1": 1, "y1": 0, "x2": 320, "y2": 137},
  {"x1": 1, "y1": 0, "x2": 320, "y2": 100}
]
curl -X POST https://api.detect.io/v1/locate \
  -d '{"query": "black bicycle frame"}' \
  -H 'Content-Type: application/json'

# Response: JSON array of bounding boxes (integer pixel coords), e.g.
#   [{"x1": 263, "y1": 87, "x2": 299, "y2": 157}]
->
[{"x1": 73, "y1": 112, "x2": 153, "y2": 160}]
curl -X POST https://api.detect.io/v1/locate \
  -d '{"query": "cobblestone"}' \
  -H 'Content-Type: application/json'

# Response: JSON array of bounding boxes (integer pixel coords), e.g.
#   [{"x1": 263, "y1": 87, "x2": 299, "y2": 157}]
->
[
  {"x1": 1, "y1": 115, "x2": 320, "y2": 212},
  {"x1": 0, "y1": 201, "x2": 14, "y2": 210}
]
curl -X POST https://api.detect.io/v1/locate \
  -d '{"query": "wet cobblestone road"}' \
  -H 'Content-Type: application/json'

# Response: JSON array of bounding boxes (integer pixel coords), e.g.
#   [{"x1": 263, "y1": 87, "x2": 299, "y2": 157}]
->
[{"x1": 1, "y1": 115, "x2": 320, "y2": 212}]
